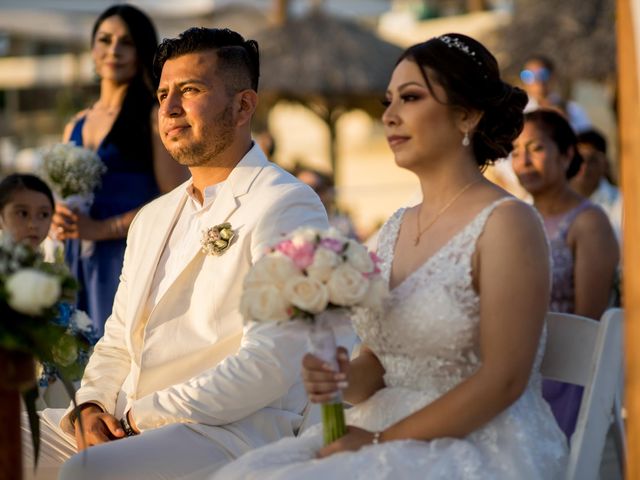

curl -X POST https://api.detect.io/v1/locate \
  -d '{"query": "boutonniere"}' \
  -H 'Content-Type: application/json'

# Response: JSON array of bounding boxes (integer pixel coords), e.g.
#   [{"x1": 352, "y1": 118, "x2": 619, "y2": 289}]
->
[{"x1": 201, "y1": 222, "x2": 236, "y2": 256}]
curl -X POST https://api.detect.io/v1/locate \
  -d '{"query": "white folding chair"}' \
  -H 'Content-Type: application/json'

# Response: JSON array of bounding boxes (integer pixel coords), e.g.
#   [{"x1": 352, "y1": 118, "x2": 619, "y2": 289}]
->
[{"x1": 541, "y1": 308, "x2": 624, "y2": 480}]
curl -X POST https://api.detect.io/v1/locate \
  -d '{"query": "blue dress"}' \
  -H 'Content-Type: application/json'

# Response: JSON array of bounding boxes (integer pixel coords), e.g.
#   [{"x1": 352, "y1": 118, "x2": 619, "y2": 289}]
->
[{"x1": 65, "y1": 116, "x2": 159, "y2": 336}]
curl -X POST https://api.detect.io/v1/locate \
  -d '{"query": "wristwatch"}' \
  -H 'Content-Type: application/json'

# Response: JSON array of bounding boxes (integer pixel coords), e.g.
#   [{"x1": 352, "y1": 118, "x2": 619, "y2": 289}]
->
[{"x1": 120, "y1": 411, "x2": 137, "y2": 437}]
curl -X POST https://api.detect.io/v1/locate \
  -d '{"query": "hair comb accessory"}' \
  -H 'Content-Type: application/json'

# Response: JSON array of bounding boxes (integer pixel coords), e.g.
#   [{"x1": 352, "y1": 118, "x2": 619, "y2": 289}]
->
[{"x1": 437, "y1": 35, "x2": 483, "y2": 67}]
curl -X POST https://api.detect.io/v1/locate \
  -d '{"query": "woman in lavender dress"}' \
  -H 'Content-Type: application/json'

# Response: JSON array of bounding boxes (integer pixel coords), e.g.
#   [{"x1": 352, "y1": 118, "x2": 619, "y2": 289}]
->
[{"x1": 512, "y1": 109, "x2": 619, "y2": 439}]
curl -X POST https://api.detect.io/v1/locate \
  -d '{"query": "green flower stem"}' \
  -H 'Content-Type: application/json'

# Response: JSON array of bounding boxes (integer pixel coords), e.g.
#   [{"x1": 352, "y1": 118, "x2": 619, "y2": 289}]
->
[{"x1": 321, "y1": 400, "x2": 347, "y2": 445}]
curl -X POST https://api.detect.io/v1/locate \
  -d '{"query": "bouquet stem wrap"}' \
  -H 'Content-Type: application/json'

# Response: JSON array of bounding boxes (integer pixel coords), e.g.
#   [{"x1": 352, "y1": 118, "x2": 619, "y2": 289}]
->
[
  {"x1": 308, "y1": 313, "x2": 347, "y2": 445},
  {"x1": 60, "y1": 194, "x2": 95, "y2": 258}
]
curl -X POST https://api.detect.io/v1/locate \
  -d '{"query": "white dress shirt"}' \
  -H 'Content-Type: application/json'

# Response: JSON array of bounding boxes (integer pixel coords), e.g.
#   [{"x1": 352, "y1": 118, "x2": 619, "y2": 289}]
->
[{"x1": 146, "y1": 181, "x2": 225, "y2": 315}]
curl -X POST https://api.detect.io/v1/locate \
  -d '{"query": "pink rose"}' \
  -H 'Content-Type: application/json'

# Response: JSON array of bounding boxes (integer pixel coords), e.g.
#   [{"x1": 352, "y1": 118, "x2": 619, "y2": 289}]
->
[{"x1": 276, "y1": 239, "x2": 315, "y2": 270}]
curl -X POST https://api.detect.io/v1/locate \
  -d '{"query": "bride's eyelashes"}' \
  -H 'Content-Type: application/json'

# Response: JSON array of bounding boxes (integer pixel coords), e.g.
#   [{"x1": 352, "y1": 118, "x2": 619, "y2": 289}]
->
[{"x1": 380, "y1": 93, "x2": 425, "y2": 108}]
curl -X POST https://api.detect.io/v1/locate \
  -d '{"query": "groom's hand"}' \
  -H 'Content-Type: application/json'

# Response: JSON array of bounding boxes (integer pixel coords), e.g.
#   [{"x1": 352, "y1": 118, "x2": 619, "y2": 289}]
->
[{"x1": 74, "y1": 405, "x2": 125, "y2": 451}]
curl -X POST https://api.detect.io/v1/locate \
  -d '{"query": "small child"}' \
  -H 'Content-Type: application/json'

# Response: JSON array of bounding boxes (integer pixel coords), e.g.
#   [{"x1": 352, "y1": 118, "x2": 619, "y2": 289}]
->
[
  {"x1": 0, "y1": 173, "x2": 98, "y2": 406},
  {"x1": 0, "y1": 173, "x2": 54, "y2": 248}
]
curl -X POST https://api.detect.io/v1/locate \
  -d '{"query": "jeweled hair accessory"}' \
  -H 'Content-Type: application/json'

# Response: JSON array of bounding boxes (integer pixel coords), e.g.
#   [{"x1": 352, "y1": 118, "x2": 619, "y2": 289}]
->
[{"x1": 437, "y1": 35, "x2": 482, "y2": 66}]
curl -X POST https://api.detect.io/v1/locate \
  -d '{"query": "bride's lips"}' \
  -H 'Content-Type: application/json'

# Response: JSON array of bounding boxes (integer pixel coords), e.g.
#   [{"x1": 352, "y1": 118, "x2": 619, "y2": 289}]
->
[{"x1": 387, "y1": 135, "x2": 410, "y2": 147}]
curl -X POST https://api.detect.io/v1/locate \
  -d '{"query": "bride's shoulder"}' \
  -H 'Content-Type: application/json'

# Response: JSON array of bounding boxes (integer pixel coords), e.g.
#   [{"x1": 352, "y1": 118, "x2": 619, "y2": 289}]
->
[{"x1": 481, "y1": 196, "x2": 547, "y2": 250}]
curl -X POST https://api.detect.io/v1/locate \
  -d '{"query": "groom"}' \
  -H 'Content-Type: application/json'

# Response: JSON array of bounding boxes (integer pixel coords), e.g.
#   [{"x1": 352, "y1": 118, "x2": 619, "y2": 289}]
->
[{"x1": 26, "y1": 27, "x2": 329, "y2": 480}]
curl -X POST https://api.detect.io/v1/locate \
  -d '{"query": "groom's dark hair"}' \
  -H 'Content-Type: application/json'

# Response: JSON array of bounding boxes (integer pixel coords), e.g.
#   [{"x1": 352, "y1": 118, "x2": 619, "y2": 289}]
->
[{"x1": 153, "y1": 27, "x2": 260, "y2": 93}]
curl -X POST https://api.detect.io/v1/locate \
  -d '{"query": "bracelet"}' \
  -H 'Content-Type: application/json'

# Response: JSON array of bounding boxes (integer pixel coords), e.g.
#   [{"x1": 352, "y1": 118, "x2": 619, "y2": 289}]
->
[
  {"x1": 120, "y1": 413, "x2": 137, "y2": 437},
  {"x1": 109, "y1": 215, "x2": 126, "y2": 238},
  {"x1": 372, "y1": 431, "x2": 382, "y2": 445}
]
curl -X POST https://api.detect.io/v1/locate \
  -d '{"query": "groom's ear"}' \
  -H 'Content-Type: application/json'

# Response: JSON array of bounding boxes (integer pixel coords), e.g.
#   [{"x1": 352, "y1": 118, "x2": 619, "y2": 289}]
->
[{"x1": 234, "y1": 90, "x2": 258, "y2": 127}]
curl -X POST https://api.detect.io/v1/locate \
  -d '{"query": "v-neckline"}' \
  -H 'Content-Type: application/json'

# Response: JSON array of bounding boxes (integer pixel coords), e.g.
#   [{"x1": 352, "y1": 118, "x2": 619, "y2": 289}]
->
[
  {"x1": 387, "y1": 198, "x2": 508, "y2": 293},
  {"x1": 78, "y1": 111, "x2": 114, "y2": 153}
]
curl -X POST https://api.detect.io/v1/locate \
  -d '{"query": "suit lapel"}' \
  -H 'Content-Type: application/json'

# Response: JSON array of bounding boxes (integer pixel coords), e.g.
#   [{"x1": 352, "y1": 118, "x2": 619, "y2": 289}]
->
[
  {"x1": 146, "y1": 144, "x2": 269, "y2": 318},
  {"x1": 128, "y1": 186, "x2": 188, "y2": 331}
]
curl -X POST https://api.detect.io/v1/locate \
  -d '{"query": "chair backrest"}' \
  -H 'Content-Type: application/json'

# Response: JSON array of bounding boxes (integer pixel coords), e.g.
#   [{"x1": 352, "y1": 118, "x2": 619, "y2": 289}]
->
[{"x1": 541, "y1": 309, "x2": 623, "y2": 480}]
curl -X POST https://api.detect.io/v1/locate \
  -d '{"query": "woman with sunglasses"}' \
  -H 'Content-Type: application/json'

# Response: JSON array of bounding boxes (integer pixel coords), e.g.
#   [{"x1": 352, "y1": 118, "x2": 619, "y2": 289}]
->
[{"x1": 520, "y1": 54, "x2": 591, "y2": 134}]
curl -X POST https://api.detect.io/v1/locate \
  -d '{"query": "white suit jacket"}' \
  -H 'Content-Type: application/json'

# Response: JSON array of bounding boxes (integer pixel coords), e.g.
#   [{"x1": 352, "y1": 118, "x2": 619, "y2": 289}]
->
[{"x1": 61, "y1": 145, "x2": 329, "y2": 453}]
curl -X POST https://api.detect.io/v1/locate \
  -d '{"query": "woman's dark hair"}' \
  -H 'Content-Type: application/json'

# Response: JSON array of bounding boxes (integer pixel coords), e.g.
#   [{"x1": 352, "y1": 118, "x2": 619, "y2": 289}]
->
[
  {"x1": 576, "y1": 129, "x2": 607, "y2": 155},
  {"x1": 92, "y1": 4, "x2": 158, "y2": 169},
  {"x1": 0, "y1": 174, "x2": 54, "y2": 210},
  {"x1": 397, "y1": 33, "x2": 528, "y2": 169},
  {"x1": 524, "y1": 109, "x2": 583, "y2": 179},
  {"x1": 154, "y1": 27, "x2": 260, "y2": 93}
]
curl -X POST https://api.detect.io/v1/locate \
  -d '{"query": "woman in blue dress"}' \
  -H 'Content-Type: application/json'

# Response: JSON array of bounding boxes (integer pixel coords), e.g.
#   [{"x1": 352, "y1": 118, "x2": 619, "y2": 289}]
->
[{"x1": 51, "y1": 4, "x2": 188, "y2": 336}]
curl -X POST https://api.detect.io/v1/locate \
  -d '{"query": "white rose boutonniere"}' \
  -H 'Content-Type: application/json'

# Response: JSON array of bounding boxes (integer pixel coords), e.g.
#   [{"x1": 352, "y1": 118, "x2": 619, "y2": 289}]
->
[{"x1": 201, "y1": 222, "x2": 236, "y2": 256}]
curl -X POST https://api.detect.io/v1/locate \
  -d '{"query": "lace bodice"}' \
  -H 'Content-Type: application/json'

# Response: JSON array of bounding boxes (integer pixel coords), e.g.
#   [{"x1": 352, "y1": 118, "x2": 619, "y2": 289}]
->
[{"x1": 353, "y1": 198, "x2": 546, "y2": 397}]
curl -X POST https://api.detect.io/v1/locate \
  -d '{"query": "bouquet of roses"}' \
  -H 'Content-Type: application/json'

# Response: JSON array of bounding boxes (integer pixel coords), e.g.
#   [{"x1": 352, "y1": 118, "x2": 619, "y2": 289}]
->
[
  {"x1": 0, "y1": 236, "x2": 82, "y2": 462},
  {"x1": 240, "y1": 227, "x2": 388, "y2": 444}
]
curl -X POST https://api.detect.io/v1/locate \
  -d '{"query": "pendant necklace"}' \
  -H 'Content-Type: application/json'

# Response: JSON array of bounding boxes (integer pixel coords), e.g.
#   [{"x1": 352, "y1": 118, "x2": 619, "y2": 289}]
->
[{"x1": 414, "y1": 178, "x2": 481, "y2": 246}]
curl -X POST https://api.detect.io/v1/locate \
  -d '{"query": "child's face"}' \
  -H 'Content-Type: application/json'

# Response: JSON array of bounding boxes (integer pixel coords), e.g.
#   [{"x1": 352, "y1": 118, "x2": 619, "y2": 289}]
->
[{"x1": 0, "y1": 190, "x2": 53, "y2": 248}]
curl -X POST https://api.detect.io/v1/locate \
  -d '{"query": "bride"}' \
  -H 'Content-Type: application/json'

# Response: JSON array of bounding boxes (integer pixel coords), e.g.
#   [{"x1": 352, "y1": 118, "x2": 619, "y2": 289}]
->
[{"x1": 210, "y1": 33, "x2": 568, "y2": 479}]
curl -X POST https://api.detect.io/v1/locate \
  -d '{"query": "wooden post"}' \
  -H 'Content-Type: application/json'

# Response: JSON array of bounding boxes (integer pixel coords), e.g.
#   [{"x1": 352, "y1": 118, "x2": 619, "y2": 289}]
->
[
  {"x1": 0, "y1": 350, "x2": 35, "y2": 480},
  {"x1": 466, "y1": 0, "x2": 487, "y2": 12},
  {"x1": 616, "y1": 1, "x2": 640, "y2": 478},
  {"x1": 271, "y1": 0, "x2": 289, "y2": 26}
]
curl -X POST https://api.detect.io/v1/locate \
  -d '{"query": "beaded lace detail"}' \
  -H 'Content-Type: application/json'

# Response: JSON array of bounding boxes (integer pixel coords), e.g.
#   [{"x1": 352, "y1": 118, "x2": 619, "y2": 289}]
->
[{"x1": 353, "y1": 198, "x2": 546, "y2": 399}]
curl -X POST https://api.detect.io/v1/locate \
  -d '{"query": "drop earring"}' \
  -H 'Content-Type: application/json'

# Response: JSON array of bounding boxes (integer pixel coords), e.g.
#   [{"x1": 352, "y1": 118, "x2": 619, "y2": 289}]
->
[{"x1": 462, "y1": 131, "x2": 470, "y2": 147}]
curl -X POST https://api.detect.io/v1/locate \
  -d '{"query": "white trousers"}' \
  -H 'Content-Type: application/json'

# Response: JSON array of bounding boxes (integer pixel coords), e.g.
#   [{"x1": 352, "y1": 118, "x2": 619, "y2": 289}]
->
[{"x1": 22, "y1": 409, "x2": 236, "y2": 480}]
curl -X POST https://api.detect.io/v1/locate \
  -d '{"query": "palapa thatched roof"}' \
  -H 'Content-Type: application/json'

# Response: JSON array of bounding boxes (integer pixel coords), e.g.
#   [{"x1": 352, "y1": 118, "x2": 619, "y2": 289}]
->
[
  {"x1": 255, "y1": 9, "x2": 404, "y2": 106},
  {"x1": 500, "y1": 0, "x2": 616, "y2": 82}
]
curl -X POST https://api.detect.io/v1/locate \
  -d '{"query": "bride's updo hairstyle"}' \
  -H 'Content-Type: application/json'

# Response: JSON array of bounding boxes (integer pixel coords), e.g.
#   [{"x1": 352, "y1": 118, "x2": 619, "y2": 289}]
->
[{"x1": 398, "y1": 33, "x2": 528, "y2": 168}]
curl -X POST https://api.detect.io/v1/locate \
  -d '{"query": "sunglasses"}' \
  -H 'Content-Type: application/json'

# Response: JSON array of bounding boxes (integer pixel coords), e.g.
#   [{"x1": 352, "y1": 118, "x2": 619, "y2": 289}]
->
[{"x1": 520, "y1": 68, "x2": 551, "y2": 84}]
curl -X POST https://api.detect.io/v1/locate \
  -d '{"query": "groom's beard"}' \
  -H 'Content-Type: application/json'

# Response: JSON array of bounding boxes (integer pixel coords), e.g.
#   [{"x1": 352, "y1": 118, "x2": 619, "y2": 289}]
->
[{"x1": 169, "y1": 103, "x2": 236, "y2": 168}]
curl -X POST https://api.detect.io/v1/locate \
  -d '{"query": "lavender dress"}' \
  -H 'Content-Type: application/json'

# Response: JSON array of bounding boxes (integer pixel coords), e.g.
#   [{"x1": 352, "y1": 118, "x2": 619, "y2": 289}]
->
[{"x1": 542, "y1": 199, "x2": 593, "y2": 440}]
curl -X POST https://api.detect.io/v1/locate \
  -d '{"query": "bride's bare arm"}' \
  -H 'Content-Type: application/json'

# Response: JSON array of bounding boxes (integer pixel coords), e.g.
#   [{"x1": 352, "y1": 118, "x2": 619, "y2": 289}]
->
[
  {"x1": 302, "y1": 344, "x2": 385, "y2": 405},
  {"x1": 378, "y1": 201, "x2": 550, "y2": 442}
]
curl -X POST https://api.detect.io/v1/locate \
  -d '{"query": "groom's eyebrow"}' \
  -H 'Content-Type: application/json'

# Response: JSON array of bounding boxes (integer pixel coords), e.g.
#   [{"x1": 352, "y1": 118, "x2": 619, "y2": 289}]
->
[{"x1": 157, "y1": 80, "x2": 209, "y2": 100}]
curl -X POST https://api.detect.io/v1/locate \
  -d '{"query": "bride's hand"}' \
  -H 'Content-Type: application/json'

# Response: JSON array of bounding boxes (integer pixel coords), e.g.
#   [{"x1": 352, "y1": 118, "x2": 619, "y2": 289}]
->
[
  {"x1": 317, "y1": 426, "x2": 377, "y2": 458},
  {"x1": 302, "y1": 346, "x2": 350, "y2": 403}
]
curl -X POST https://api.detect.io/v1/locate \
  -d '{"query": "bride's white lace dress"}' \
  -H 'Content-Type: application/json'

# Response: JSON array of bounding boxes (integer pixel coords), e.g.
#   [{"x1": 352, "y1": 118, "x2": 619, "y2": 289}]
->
[{"x1": 213, "y1": 198, "x2": 568, "y2": 479}]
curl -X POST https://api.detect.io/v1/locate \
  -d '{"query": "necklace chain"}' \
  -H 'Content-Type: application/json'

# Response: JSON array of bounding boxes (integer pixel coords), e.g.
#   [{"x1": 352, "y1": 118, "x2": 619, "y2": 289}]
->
[{"x1": 414, "y1": 178, "x2": 481, "y2": 246}]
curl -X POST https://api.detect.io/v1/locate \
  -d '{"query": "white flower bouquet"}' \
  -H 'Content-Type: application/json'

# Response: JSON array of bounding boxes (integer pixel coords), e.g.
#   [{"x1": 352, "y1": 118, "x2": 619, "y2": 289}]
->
[
  {"x1": 240, "y1": 227, "x2": 388, "y2": 445},
  {"x1": 0, "y1": 236, "x2": 83, "y2": 461},
  {"x1": 40, "y1": 143, "x2": 107, "y2": 257},
  {"x1": 40, "y1": 143, "x2": 106, "y2": 208}
]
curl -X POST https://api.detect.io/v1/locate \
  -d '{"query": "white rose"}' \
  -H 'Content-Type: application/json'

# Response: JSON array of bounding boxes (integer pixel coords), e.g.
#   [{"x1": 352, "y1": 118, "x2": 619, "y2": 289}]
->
[
  {"x1": 359, "y1": 276, "x2": 389, "y2": 312},
  {"x1": 345, "y1": 240, "x2": 374, "y2": 273},
  {"x1": 290, "y1": 227, "x2": 318, "y2": 246},
  {"x1": 244, "y1": 253, "x2": 300, "y2": 289},
  {"x1": 321, "y1": 227, "x2": 347, "y2": 243},
  {"x1": 240, "y1": 285, "x2": 291, "y2": 323},
  {"x1": 6, "y1": 269, "x2": 61, "y2": 316},
  {"x1": 284, "y1": 276, "x2": 329, "y2": 314},
  {"x1": 306, "y1": 247, "x2": 340, "y2": 282},
  {"x1": 70, "y1": 310, "x2": 93, "y2": 333},
  {"x1": 327, "y1": 264, "x2": 369, "y2": 306}
]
